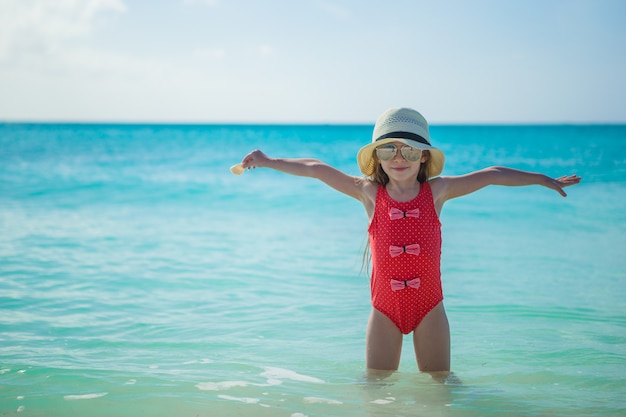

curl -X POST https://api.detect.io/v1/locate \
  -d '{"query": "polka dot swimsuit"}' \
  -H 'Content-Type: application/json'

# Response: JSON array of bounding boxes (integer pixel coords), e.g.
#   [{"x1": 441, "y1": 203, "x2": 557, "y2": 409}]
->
[{"x1": 368, "y1": 182, "x2": 443, "y2": 334}]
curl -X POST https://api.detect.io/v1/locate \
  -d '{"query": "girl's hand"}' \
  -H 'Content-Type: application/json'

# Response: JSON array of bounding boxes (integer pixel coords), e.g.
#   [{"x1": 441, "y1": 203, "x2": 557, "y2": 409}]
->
[
  {"x1": 544, "y1": 174, "x2": 582, "y2": 197},
  {"x1": 241, "y1": 149, "x2": 272, "y2": 171}
]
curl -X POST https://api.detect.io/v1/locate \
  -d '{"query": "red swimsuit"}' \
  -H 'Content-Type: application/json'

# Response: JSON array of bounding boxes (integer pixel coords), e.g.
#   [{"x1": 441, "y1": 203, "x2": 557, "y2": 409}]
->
[{"x1": 368, "y1": 183, "x2": 443, "y2": 334}]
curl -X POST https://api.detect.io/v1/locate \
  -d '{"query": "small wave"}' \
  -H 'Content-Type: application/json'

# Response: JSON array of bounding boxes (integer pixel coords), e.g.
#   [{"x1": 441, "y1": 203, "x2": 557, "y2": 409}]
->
[
  {"x1": 303, "y1": 397, "x2": 342, "y2": 405},
  {"x1": 196, "y1": 381, "x2": 250, "y2": 391},
  {"x1": 196, "y1": 366, "x2": 325, "y2": 394},
  {"x1": 217, "y1": 394, "x2": 260, "y2": 404},
  {"x1": 370, "y1": 396, "x2": 396, "y2": 405},
  {"x1": 261, "y1": 366, "x2": 325, "y2": 384},
  {"x1": 183, "y1": 358, "x2": 214, "y2": 365},
  {"x1": 64, "y1": 392, "x2": 108, "y2": 400}
]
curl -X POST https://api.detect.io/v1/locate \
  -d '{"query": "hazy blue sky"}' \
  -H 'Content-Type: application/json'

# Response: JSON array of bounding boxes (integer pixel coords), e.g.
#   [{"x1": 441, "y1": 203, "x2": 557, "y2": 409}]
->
[{"x1": 1, "y1": 0, "x2": 624, "y2": 123}]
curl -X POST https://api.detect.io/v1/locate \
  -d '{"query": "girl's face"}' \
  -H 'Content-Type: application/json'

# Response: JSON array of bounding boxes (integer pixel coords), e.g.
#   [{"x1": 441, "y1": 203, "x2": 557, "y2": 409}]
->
[{"x1": 377, "y1": 141, "x2": 426, "y2": 182}]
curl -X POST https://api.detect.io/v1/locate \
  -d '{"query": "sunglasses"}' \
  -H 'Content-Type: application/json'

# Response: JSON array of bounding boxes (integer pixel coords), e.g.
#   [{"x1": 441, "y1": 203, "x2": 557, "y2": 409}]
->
[{"x1": 375, "y1": 145, "x2": 423, "y2": 162}]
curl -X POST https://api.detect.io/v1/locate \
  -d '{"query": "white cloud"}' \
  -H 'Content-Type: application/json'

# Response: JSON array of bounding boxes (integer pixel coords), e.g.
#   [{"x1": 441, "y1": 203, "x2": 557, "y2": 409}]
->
[{"x1": 0, "y1": 0, "x2": 127, "y2": 61}]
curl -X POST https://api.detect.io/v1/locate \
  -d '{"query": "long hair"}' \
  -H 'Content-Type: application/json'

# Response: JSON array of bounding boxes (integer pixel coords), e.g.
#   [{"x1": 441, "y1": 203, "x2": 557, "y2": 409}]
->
[{"x1": 361, "y1": 150, "x2": 431, "y2": 275}]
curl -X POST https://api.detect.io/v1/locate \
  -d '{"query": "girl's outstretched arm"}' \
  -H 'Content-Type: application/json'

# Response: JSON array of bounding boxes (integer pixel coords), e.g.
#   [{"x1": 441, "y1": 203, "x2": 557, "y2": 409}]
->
[
  {"x1": 239, "y1": 149, "x2": 372, "y2": 202},
  {"x1": 435, "y1": 166, "x2": 581, "y2": 203}
]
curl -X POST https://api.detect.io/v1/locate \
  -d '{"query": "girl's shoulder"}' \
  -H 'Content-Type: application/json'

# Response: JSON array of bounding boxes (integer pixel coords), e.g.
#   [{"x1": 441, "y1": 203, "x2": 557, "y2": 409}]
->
[
  {"x1": 427, "y1": 177, "x2": 444, "y2": 194},
  {"x1": 360, "y1": 179, "x2": 380, "y2": 220},
  {"x1": 360, "y1": 178, "x2": 380, "y2": 195},
  {"x1": 427, "y1": 177, "x2": 448, "y2": 215},
  {"x1": 429, "y1": 176, "x2": 455, "y2": 193}
]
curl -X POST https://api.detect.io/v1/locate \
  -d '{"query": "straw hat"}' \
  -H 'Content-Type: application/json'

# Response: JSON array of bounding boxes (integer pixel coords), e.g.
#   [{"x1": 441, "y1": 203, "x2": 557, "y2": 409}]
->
[{"x1": 357, "y1": 108, "x2": 445, "y2": 178}]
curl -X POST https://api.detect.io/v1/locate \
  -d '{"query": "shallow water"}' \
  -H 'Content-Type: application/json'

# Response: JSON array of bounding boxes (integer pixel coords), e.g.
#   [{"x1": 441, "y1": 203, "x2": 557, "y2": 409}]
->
[{"x1": 1, "y1": 123, "x2": 625, "y2": 416}]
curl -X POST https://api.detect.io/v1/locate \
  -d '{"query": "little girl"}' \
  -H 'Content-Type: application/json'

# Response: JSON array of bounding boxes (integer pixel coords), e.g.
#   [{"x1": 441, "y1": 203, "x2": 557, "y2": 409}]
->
[{"x1": 237, "y1": 107, "x2": 581, "y2": 376}]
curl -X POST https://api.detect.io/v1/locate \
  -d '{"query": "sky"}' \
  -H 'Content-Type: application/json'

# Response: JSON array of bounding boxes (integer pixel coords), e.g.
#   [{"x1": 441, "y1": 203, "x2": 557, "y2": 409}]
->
[{"x1": 0, "y1": 0, "x2": 625, "y2": 124}]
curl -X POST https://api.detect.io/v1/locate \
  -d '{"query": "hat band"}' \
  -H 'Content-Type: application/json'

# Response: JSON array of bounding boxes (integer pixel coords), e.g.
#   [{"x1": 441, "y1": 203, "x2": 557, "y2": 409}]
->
[{"x1": 375, "y1": 131, "x2": 430, "y2": 146}]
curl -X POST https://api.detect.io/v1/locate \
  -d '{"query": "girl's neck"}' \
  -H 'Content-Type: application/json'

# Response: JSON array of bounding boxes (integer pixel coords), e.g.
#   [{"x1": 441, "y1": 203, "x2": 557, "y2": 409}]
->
[{"x1": 385, "y1": 179, "x2": 421, "y2": 202}]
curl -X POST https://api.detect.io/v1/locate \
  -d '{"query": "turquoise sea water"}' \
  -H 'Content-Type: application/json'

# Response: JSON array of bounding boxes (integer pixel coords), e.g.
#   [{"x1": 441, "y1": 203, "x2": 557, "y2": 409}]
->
[{"x1": 1, "y1": 123, "x2": 625, "y2": 416}]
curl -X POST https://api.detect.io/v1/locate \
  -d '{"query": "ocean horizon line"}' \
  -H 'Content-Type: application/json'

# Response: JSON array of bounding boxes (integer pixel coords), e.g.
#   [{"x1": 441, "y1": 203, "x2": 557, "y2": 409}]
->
[{"x1": 2, "y1": 119, "x2": 625, "y2": 127}]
